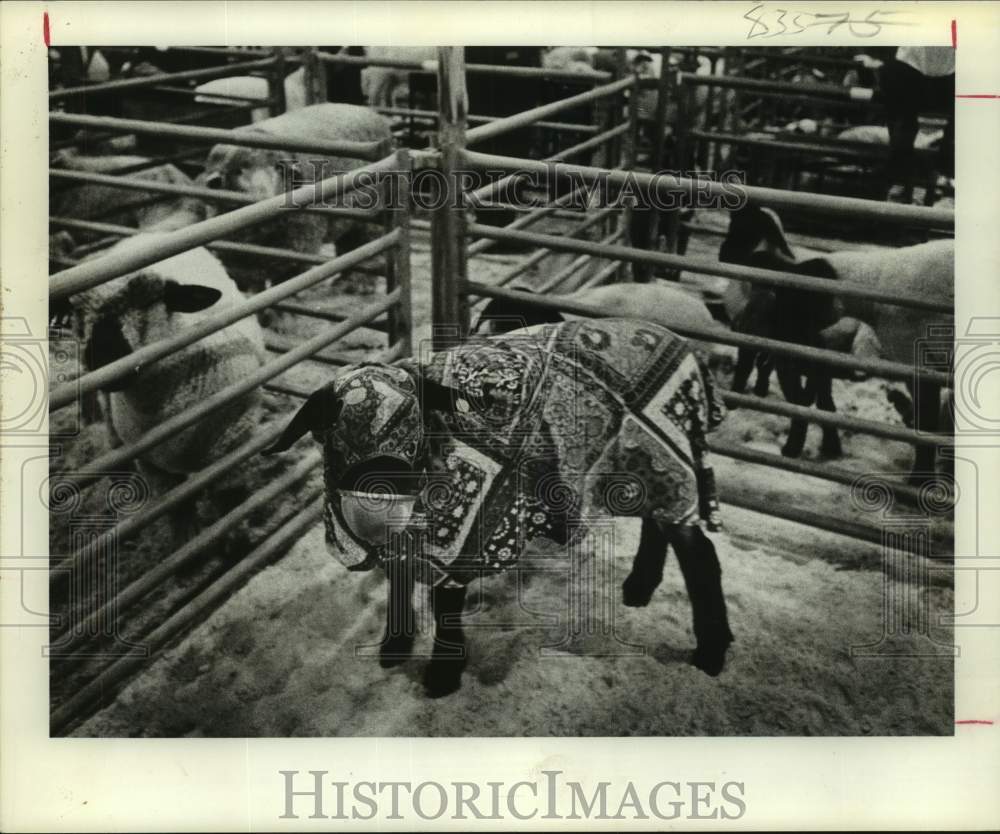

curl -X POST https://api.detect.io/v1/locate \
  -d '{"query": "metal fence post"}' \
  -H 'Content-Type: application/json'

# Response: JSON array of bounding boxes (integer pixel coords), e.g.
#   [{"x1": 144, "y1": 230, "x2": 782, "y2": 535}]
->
[
  {"x1": 267, "y1": 48, "x2": 287, "y2": 116},
  {"x1": 430, "y1": 47, "x2": 470, "y2": 351},
  {"x1": 387, "y1": 148, "x2": 413, "y2": 357},
  {"x1": 302, "y1": 48, "x2": 328, "y2": 106}
]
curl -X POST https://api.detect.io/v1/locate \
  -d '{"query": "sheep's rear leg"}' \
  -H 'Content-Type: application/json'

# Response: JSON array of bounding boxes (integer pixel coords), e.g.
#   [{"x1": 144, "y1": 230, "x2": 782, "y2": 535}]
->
[
  {"x1": 424, "y1": 584, "x2": 468, "y2": 698},
  {"x1": 908, "y1": 381, "x2": 941, "y2": 486},
  {"x1": 379, "y1": 558, "x2": 416, "y2": 669},
  {"x1": 815, "y1": 372, "x2": 843, "y2": 459},
  {"x1": 668, "y1": 524, "x2": 733, "y2": 677},
  {"x1": 777, "y1": 365, "x2": 815, "y2": 458},
  {"x1": 622, "y1": 517, "x2": 670, "y2": 607},
  {"x1": 731, "y1": 348, "x2": 756, "y2": 395}
]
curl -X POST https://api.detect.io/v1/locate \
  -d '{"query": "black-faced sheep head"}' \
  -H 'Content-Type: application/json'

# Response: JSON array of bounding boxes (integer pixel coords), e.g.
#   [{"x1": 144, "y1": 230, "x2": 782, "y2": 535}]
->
[
  {"x1": 472, "y1": 290, "x2": 566, "y2": 337},
  {"x1": 263, "y1": 364, "x2": 469, "y2": 571},
  {"x1": 83, "y1": 274, "x2": 222, "y2": 390}
]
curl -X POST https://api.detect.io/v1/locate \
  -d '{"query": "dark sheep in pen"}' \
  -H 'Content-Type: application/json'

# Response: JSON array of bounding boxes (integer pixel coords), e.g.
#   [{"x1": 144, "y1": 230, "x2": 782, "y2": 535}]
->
[
  {"x1": 719, "y1": 205, "x2": 953, "y2": 481},
  {"x1": 264, "y1": 318, "x2": 733, "y2": 697}
]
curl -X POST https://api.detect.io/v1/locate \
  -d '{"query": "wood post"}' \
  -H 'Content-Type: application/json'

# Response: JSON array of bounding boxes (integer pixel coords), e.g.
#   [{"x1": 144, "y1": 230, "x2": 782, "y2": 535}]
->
[{"x1": 430, "y1": 47, "x2": 470, "y2": 351}]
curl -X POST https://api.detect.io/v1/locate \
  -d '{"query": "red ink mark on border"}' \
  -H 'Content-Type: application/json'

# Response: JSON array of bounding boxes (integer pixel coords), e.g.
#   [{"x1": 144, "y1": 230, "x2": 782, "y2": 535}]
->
[
  {"x1": 955, "y1": 719, "x2": 994, "y2": 725},
  {"x1": 42, "y1": 12, "x2": 50, "y2": 48},
  {"x1": 956, "y1": 95, "x2": 1000, "y2": 99},
  {"x1": 951, "y1": 19, "x2": 957, "y2": 49}
]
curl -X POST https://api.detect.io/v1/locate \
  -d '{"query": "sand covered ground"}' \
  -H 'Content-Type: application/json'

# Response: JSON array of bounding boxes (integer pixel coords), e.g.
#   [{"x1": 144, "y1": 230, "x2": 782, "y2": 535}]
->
[{"x1": 52, "y1": 214, "x2": 955, "y2": 737}]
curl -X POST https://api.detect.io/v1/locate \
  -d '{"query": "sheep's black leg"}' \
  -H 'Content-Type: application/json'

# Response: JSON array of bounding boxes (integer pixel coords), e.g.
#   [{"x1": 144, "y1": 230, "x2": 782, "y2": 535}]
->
[
  {"x1": 379, "y1": 558, "x2": 416, "y2": 669},
  {"x1": 753, "y1": 353, "x2": 773, "y2": 397},
  {"x1": 908, "y1": 380, "x2": 941, "y2": 486},
  {"x1": 424, "y1": 584, "x2": 468, "y2": 698},
  {"x1": 815, "y1": 372, "x2": 843, "y2": 458},
  {"x1": 777, "y1": 364, "x2": 814, "y2": 458},
  {"x1": 731, "y1": 348, "x2": 756, "y2": 395},
  {"x1": 668, "y1": 525, "x2": 733, "y2": 677},
  {"x1": 622, "y1": 517, "x2": 670, "y2": 607}
]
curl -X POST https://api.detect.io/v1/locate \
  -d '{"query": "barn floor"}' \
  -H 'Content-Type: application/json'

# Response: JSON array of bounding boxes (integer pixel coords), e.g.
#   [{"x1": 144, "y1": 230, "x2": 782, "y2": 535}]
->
[{"x1": 57, "y1": 214, "x2": 955, "y2": 737}]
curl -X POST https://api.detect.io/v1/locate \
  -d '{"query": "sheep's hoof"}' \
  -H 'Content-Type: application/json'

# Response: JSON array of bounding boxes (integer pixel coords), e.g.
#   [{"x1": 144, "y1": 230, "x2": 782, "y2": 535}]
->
[
  {"x1": 622, "y1": 574, "x2": 660, "y2": 608},
  {"x1": 690, "y1": 642, "x2": 730, "y2": 677},
  {"x1": 423, "y1": 657, "x2": 466, "y2": 698},
  {"x1": 780, "y1": 442, "x2": 804, "y2": 459},
  {"x1": 379, "y1": 633, "x2": 415, "y2": 669},
  {"x1": 820, "y1": 440, "x2": 843, "y2": 459}
]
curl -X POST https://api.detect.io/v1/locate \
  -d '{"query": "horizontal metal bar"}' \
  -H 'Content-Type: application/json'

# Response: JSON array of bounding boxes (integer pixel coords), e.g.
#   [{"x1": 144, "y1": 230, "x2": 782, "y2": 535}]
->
[
  {"x1": 679, "y1": 70, "x2": 874, "y2": 101},
  {"x1": 578, "y1": 257, "x2": 625, "y2": 290},
  {"x1": 52, "y1": 292, "x2": 402, "y2": 486},
  {"x1": 717, "y1": 487, "x2": 942, "y2": 558},
  {"x1": 265, "y1": 335, "x2": 360, "y2": 368},
  {"x1": 463, "y1": 222, "x2": 952, "y2": 314},
  {"x1": 49, "y1": 57, "x2": 278, "y2": 100},
  {"x1": 159, "y1": 84, "x2": 269, "y2": 103},
  {"x1": 160, "y1": 46, "x2": 274, "y2": 59},
  {"x1": 49, "y1": 170, "x2": 379, "y2": 222},
  {"x1": 710, "y1": 439, "x2": 922, "y2": 503},
  {"x1": 50, "y1": 233, "x2": 400, "y2": 410},
  {"x1": 53, "y1": 449, "x2": 322, "y2": 645},
  {"x1": 49, "y1": 154, "x2": 398, "y2": 301},
  {"x1": 375, "y1": 105, "x2": 600, "y2": 135},
  {"x1": 493, "y1": 207, "x2": 618, "y2": 291},
  {"x1": 272, "y1": 301, "x2": 389, "y2": 332},
  {"x1": 549, "y1": 122, "x2": 630, "y2": 163},
  {"x1": 462, "y1": 283, "x2": 951, "y2": 386},
  {"x1": 461, "y1": 150, "x2": 954, "y2": 230},
  {"x1": 51, "y1": 421, "x2": 288, "y2": 594},
  {"x1": 315, "y1": 51, "x2": 611, "y2": 83},
  {"x1": 467, "y1": 171, "x2": 623, "y2": 257},
  {"x1": 48, "y1": 217, "x2": 383, "y2": 270},
  {"x1": 50, "y1": 494, "x2": 325, "y2": 735},
  {"x1": 734, "y1": 47, "x2": 858, "y2": 70},
  {"x1": 723, "y1": 391, "x2": 949, "y2": 448},
  {"x1": 466, "y1": 76, "x2": 634, "y2": 146},
  {"x1": 688, "y1": 129, "x2": 938, "y2": 160},
  {"x1": 536, "y1": 228, "x2": 622, "y2": 293},
  {"x1": 49, "y1": 112, "x2": 388, "y2": 160}
]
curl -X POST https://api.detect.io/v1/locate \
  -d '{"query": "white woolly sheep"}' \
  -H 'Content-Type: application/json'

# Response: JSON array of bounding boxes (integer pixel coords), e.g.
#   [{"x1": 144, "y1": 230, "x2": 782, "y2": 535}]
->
[
  {"x1": 51, "y1": 154, "x2": 206, "y2": 231},
  {"x1": 474, "y1": 281, "x2": 724, "y2": 362},
  {"x1": 79, "y1": 234, "x2": 267, "y2": 486},
  {"x1": 197, "y1": 103, "x2": 393, "y2": 291},
  {"x1": 194, "y1": 66, "x2": 307, "y2": 123}
]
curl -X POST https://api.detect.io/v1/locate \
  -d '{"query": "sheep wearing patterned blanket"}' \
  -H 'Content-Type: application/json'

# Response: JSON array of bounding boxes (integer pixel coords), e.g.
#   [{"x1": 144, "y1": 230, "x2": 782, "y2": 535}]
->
[
  {"x1": 79, "y1": 234, "x2": 266, "y2": 486},
  {"x1": 264, "y1": 318, "x2": 733, "y2": 696}
]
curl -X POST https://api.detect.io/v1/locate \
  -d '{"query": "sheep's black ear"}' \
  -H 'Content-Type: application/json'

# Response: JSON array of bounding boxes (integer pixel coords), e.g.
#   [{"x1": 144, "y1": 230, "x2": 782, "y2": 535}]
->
[
  {"x1": 417, "y1": 377, "x2": 470, "y2": 414},
  {"x1": 797, "y1": 258, "x2": 840, "y2": 282},
  {"x1": 721, "y1": 206, "x2": 795, "y2": 265},
  {"x1": 262, "y1": 384, "x2": 343, "y2": 455},
  {"x1": 163, "y1": 281, "x2": 223, "y2": 313},
  {"x1": 85, "y1": 315, "x2": 135, "y2": 390}
]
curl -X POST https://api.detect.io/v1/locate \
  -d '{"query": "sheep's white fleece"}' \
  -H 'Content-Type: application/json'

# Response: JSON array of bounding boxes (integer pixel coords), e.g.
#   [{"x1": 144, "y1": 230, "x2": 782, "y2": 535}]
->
[
  {"x1": 82, "y1": 235, "x2": 266, "y2": 475},
  {"x1": 825, "y1": 239, "x2": 954, "y2": 365}
]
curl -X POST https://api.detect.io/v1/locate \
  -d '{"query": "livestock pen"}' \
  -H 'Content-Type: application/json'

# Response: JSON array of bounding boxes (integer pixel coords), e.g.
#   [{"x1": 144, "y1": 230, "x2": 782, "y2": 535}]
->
[{"x1": 48, "y1": 46, "x2": 956, "y2": 737}]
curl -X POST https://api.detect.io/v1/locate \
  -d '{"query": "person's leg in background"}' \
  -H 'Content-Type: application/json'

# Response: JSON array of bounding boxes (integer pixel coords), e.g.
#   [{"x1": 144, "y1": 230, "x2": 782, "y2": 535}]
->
[{"x1": 879, "y1": 58, "x2": 924, "y2": 200}]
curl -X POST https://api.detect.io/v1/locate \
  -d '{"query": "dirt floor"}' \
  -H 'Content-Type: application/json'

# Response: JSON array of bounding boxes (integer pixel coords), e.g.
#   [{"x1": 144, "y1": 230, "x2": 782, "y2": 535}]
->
[{"x1": 52, "y1": 212, "x2": 955, "y2": 738}]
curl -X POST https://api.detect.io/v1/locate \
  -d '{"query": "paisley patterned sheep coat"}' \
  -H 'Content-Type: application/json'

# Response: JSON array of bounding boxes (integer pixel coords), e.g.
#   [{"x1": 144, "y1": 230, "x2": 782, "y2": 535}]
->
[{"x1": 321, "y1": 318, "x2": 726, "y2": 586}]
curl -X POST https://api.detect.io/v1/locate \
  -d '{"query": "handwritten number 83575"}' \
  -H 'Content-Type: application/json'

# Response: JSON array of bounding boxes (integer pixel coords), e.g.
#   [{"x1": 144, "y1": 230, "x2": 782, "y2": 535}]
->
[{"x1": 744, "y1": 4, "x2": 911, "y2": 39}]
